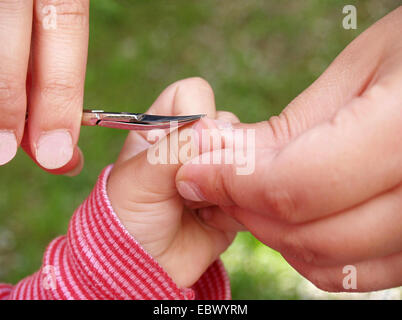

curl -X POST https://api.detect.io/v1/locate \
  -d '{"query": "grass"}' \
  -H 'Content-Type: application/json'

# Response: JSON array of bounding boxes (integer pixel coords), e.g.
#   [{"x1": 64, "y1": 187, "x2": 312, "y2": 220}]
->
[{"x1": 0, "y1": 0, "x2": 400, "y2": 299}]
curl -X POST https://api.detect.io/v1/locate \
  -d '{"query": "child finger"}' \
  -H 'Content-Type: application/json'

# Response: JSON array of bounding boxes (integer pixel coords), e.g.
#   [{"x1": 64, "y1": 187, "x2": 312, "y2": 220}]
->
[{"x1": 116, "y1": 77, "x2": 217, "y2": 164}]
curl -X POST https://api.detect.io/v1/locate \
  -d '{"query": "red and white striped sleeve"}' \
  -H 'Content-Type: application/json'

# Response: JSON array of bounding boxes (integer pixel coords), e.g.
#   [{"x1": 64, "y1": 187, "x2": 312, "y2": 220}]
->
[{"x1": 0, "y1": 166, "x2": 231, "y2": 300}]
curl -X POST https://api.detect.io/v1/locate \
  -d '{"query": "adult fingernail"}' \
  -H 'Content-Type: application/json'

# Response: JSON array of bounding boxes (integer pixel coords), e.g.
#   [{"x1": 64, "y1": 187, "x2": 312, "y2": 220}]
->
[
  {"x1": 0, "y1": 131, "x2": 18, "y2": 165},
  {"x1": 36, "y1": 130, "x2": 73, "y2": 170},
  {"x1": 177, "y1": 181, "x2": 205, "y2": 202}
]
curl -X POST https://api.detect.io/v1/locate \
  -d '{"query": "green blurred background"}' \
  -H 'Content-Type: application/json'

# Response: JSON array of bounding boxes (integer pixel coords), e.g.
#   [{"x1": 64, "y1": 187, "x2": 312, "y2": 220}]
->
[{"x1": 0, "y1": 0, "x2": 401, "y2": 299}]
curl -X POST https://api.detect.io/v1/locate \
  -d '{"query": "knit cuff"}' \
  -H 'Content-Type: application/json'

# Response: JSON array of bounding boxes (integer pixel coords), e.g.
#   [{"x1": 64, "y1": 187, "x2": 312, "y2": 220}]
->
[{"x1": 66, "y1": 165, "x2": 231, "y2": 300}]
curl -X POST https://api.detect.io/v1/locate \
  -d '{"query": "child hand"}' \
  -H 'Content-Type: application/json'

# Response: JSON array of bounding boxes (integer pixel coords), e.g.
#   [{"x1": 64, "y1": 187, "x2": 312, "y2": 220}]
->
[{"x1": 107, "y1": 78, "x2": 242, "y2": 288}]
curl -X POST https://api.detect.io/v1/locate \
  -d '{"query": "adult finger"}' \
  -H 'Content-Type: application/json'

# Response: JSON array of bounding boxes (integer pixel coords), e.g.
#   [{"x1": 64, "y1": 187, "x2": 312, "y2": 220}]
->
[
  {"x1": 176, "y1": 8, "x2": 402, "y2": 218},
  {"x1": 283, "y1": 252, "x2": 402, "y2": 292},
  {"x1": 20, "y1": 124, "x2": 84, "y2": 175},
  {"x1": 177, "y1": 76, "x2": 402, "y2": 223},
  {"x1": 223, "y1": 183, "x2": 402, "y2": 268},
  {"x1": 0, "y1": 1, "x2": 32, "y2": 165},
  {"x1": 24, "y1": 0, "x2": 89, "y2": 172},
  {"x1": 255, "y1": 77, "x2": 402, "y2": 223},
  {"x1": 267, "y1": 7, "x2": 402, "y2": 146}
]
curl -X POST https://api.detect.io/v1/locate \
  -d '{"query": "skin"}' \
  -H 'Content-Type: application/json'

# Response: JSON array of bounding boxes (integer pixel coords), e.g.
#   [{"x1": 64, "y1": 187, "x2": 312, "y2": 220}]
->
[
  {"x1": 107, "y1": 77, "x2": 242, "y2": 288},
  {"x1": 175, "y1": 7, "x2": 402, "y2": 292},
  {"x1": 3, "y1": 1, "x2": 400, "y2": 293},
  {"x1": 0, "y1": 0, "x2": 88, "y2": 174}
]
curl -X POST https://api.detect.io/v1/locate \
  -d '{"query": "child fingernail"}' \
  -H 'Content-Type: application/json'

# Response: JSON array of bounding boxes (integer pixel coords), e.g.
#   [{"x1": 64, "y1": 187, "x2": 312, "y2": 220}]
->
[
  {"x1": 177, "y1": 181, "x2": 205, "y2": 202},
  {"x1": 0, "y1": 131, "x2": 18, "y2": 165},
  {"x1": 36, "y1": 130, "x2": 74, "y2": 169}
]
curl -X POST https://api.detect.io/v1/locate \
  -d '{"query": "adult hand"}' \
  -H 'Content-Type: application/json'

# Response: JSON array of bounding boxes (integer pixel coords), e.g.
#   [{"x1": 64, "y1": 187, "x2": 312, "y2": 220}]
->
[
  {"x1": 176, "y1": 8, "x2": 402, "y2": 292},
  {"x1": 0, "y1": 1, "x2": 88, "y2": 174}
]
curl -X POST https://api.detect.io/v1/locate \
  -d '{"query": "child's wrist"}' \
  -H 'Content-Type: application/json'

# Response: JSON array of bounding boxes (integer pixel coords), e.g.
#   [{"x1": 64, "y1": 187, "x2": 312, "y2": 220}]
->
[{"x1": 89, "y1": 165, "x2": 193, "y2": 299}]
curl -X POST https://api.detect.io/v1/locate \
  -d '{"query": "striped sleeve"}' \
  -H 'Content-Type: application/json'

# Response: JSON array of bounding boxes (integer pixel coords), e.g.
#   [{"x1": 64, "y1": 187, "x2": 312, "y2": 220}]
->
[{"x1": 0, "y1": 165, "x2": 231, "y2": 300}]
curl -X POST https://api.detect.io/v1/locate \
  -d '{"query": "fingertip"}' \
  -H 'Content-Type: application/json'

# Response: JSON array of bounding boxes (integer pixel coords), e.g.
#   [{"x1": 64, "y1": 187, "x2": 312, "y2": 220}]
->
[
  {"x1": 215, "y1": 111, "x2": 240, "y2": 124},
  {"x1": 147, "y1": 77, "x2": 217, "y2": 118},
  {"x1": 64, "y1": 147, "x2": 84, "y2": 177},
  {"x1": 35, "y1": 129, "x2": 74, "y2": 170},
  {"x1": 45, "y1": 146, "x2": 83, "y2": 176},
  {"x1": 0, "y1": 130, "x2": 18, "y2": 166}
]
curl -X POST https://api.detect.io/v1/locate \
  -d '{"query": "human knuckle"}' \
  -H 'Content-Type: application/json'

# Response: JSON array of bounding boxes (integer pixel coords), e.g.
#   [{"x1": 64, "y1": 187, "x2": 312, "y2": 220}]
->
[
  {"x1": 367, "y1": 83, "x2": 402, "y2": 122},
  {"x1": 364, "y1": 82, "x2": 391, "y2": 102},
  {"x1": 334, "y1": 81, "x2": 399, "y2": 127},
  {"x1": 0, "y1": 79, "x2": 25, "y2": 108},
  {"x1": 266, "y1": 111, "x2": 294, "y2": 145},
  {"x1": 41, "y1": 76, "x2": 82, "y2": 106}
]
